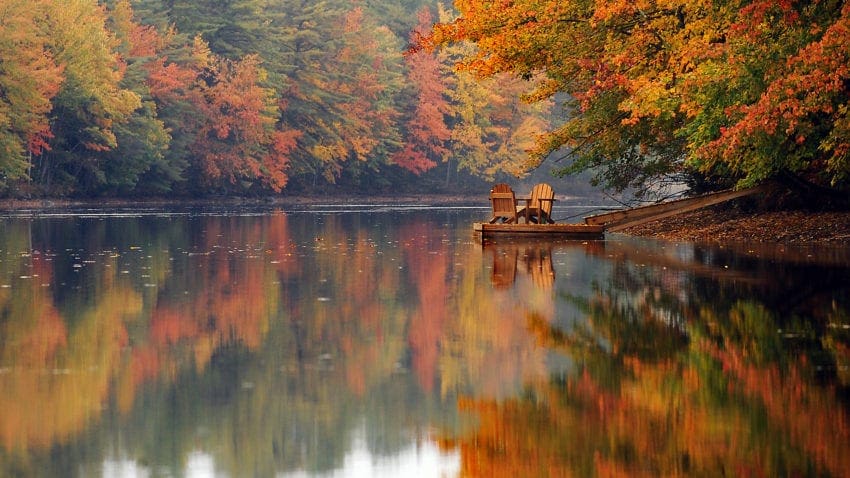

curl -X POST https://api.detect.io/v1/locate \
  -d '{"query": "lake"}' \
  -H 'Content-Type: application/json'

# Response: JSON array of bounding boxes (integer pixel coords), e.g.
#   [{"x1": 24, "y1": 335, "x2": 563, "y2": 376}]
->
[{"x1": 1, "y1": 203, "x2": 849, "y2": 477}]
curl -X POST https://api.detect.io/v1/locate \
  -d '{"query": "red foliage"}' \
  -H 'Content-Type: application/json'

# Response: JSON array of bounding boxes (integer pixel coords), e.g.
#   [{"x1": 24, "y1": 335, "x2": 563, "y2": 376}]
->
[
  {"x1": 145, "y1": 58, "x2": 198, "y2": 103},
  {"x1": 393, "y1": 8, "x2": 452, "y2": 174}
]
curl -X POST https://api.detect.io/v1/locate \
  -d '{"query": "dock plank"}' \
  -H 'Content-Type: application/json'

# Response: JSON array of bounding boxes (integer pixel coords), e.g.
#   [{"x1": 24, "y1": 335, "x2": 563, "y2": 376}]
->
[{"x1": 474, "y1": 222, "x2": 605, "y2": 239}]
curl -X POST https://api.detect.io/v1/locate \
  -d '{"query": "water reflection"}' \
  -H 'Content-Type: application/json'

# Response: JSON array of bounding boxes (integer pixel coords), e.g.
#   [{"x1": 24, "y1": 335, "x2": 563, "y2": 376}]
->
[
  {"x1": 450, "y1": 236, "x2": 850, "y2": 477},
  {"x1": 0, "y1": 210, "x2": 848, "y2": 477},
  {"x1": 486, "y1": 243, "x2": 558, "y2": 289}
]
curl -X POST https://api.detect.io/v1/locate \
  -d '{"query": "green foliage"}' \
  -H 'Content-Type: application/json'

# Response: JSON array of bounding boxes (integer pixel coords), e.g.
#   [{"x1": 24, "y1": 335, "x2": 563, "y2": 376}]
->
[{"x1": 100, "y1": 101, "x2": 171, "y2": 193}]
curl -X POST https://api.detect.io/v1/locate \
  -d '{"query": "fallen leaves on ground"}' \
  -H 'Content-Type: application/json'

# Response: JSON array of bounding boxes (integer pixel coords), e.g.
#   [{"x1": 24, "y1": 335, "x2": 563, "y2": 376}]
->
[{"x1": 623, "y1": 206, "x2": 850, "y2": 245}]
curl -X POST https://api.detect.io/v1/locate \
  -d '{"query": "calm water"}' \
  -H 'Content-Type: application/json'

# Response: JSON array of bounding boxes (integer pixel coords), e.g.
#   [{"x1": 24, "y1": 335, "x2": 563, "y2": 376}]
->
[{"x1": 1, "y1": 204, "x2": 849, "y2": 477}]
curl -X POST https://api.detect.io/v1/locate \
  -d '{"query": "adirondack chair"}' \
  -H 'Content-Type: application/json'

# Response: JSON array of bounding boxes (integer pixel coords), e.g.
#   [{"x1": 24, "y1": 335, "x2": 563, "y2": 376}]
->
[
  {"x1": 518, "y1": 183, "x2": 556, "y2": 224},
  {"x1": 488, "y1": 183, "x2": 520, "y2": 223}
]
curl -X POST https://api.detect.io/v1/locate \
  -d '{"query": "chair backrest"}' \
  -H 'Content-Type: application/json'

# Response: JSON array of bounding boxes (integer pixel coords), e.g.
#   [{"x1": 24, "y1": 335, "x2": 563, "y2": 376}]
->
[
  {"x1": 529, "y1": 183, "x2": 555, "y2": 215},
  {"x1": 489, "y1": 183, "x2": 517, "y2": 222}
]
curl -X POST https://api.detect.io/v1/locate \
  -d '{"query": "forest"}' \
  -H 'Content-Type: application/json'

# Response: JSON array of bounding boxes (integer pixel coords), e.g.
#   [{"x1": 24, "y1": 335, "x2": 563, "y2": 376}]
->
[
  {"x1": 0, "y1": 0, "x2": 551, "y2": 197},
  {"x1": 3, "y1": 1, "x2": 849, "y2": 200}
]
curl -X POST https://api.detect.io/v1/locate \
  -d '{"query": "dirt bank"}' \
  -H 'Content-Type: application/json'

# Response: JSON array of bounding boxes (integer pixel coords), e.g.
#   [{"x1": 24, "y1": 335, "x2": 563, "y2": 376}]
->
[{"x1": 621, "y1": 204, "x2": 850, "y2": 245}]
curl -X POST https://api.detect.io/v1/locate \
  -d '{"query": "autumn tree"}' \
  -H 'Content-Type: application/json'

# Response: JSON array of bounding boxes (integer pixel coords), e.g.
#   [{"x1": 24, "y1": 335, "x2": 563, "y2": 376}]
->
[
  {"x1": 140, "y1": 24, "x2": 208, "y2": 193},
  {"x1": 135, "y1": 7, "x2": 301, "y2": 194},
  {"x1": 427, "y1": 0, "x2": 850, "y2": 198},
  {"x1": 94, "y1": 0, "x2": 177, "y2": 194},
  {"x1": 35, "y1": 0, "x2": 141, "y2": 193},
  {"x1": 417, "y1": 4, "x2": 551, "y2": 184},
  {"x1": 394, "y1": 8, "x2": 454, "y2": 175},
  {"x1": 0, "y1": 0, "x2": 563, "y2": 197},
  {"x1": 160, "y1": 0, "x2": 391, "y2": 187},
  {"x1": 0, "y1": 0, "x2": 63, "y2": 190},
  {"x1": 298, "y1": 6, "x2": 407, "y2": 185},
  {"x1": 187, "y1": 44, "x2": 297, "y2": 192},
  {"x1": 692, "y1": 1, "x2": 850, "y2": 192}
]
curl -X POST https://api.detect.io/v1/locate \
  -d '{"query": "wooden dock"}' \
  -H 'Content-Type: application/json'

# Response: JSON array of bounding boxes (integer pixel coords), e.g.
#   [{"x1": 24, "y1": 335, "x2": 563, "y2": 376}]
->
[
  {"x1": 474, "y1": 222, "x2": 604, "y2": 240},
  {"x1": 475, "y1": 184, "x2": 766, "y2": 240}
]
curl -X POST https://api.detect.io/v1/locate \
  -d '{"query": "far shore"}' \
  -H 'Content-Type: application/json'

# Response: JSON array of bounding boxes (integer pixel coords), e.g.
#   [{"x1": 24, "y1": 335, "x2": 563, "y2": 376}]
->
[
  {"x1": 3, "y1": 195, "x2": 849, "y2": 246},
  {"x1": 0, "y1": 194, "x2": 481, "y2": 210},
  {"x1": 0, "y1": 192, "x2": 607, "y2": 211}
]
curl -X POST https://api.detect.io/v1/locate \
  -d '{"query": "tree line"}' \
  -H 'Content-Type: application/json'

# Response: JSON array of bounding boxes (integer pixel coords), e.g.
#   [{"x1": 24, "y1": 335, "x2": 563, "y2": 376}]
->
[{"x1": 0, "y1": 0, "x2": 549, "y2": 197}]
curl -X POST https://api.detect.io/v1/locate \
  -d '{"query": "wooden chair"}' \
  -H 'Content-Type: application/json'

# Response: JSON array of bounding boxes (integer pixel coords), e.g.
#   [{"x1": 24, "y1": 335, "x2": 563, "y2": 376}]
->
[
  {"x1": 488, "y1": 183, "x2": 520, "y2": 223},
  {"x1": 518, "y1": 183, "x2": 556, "y2": 224}
]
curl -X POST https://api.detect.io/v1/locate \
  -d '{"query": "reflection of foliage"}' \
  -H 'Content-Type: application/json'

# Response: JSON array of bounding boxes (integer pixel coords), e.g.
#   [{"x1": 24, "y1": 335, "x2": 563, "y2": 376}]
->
[
  {"x1": 440, "y1": 244, "x2": 553, "y2": 401},
  {"x1": 0, "y1": 212, "x2": 464, "y2": 476},
  {"x1": 447, "y1": 249, "x2": 850, "y2": 477},
  {"x1": 0, "y1": 227, "x2": 142, "y2": 466},
  {"x1": 823, "y1": 299, "x2": 850, "y2": 386},
  {"x1": 562, "y1": 285, "x2": 690, "y2": 362},
  {"x1": 3, "y1": 214, "x2": 850, "y2": 478}
]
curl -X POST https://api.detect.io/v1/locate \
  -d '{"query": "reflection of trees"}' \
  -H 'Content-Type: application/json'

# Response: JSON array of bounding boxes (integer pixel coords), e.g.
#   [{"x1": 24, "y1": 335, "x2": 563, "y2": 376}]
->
[
  {"x1": 402, "y1": 223, "x2": 451, "y2": 393},
  {"x1": 4, "y1": 213, "x2": 849, "y2": 477},
  {"x1": 118, "y1": 213, "x2": 456, "y2": 476},
  {"x1": 0, "y1": 223, "x2": 142, "y2": 469},
  {"x1": 0, "y1": 212, "x2": 463, "y2": 476},
  {"x1": 439, "y1": 241, "x2": 554, "y2": 397},
  {"x1": 118, "y1": 212, "x2": 409, "y2": 475},
  {"x1": 136, "y1": 215, "x2": 286, "y2": 382},
  {"x1": 445, "y1": 242, "x2": 850, "y2": 477}
]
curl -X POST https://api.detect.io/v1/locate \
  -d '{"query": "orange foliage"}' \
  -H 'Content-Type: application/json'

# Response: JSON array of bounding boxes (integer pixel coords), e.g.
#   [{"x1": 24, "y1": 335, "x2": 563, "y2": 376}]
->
[
  {"x1": 191, "y1": 53, "x2": 296, "y2": 191},
  {"x1": 402, "y1": 224, "x2": 450, "y2": 392},
  {"x1": 708, "y1": 339, "x2": 850, "y2": 476},
  {"x1": 394, "y1": 8, "x2": 451, "y2": 174},
  {"x1": 145, "y1": 58, "x2": 199, "y2": 103},
  {"x1": 129, "y1": 23, "x2": 169, "y2": 58}
]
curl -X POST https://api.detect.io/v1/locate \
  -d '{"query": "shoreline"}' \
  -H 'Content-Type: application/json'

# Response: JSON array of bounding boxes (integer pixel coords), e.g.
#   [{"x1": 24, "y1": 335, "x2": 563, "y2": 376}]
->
[
  {"x1": 3, "y1": 196, "x2": 850, "y2": 246},
  {"x1": 0, "y1": 194, "x2": 482, "y2": 210},
  {"x1": 619, "y1": 204, "x2": 850, "y2": 245}
]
